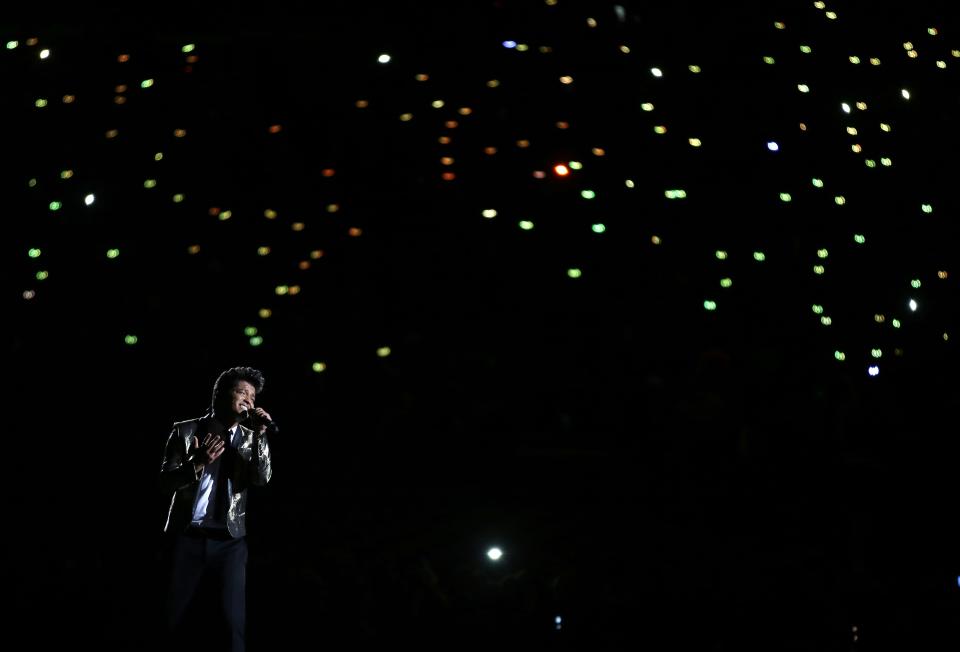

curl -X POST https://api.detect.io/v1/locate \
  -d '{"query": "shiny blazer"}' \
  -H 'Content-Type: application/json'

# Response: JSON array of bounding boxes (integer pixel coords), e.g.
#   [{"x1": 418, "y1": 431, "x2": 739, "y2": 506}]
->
[{"x1": 160, "y1": 415, "x2": 272, "y2": 538}]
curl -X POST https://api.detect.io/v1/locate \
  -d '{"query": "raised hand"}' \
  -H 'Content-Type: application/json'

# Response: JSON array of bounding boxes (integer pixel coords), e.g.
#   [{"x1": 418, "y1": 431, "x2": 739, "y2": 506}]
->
[{"x1": 188, "y1": 433, "x2": 225, "y2": 470}]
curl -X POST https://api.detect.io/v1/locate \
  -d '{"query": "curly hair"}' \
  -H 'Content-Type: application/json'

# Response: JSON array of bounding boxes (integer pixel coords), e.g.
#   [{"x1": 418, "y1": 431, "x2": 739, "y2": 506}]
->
[{"x1": 210, "y1": 366, "x2": 265, "y2": 412}]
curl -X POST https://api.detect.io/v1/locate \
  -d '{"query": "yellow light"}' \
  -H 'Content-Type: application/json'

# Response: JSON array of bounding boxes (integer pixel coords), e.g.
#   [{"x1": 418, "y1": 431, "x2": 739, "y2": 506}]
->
[
  {"x1": 870, "y1": 57, "x2": 881, "y2": 65},
  {"x1": 310, "y1": 250, "x2": 324, "y2": 259},
  {"x1": 651, "y1": 235, "x2": 661, "y2": 245},
  {"x1": 688, "y1": 138, "x2": 702, "y2": 147},
  {"x1": 641, "y1": 102, "x2": 654, "y2": 111},
  {"x1": 431, "y1": 99, "x2": 444, "y2": 108},
  {"x1": 482, "y1": 209, "x2": 497, "y2": 218},
  {"x1": 688, "y1": 65, "x2": 701, "y2": 73},
  {"x1": 355, "y1": 100, "x2": 369, "y2": 108},
  {"x1": 559, "y1": 76, "x2": 573, "y2": 84},
  {"x1": 486, "y1": 79, "x2": 500, "y2": 88},
  {"x1": 620, "y1": 45, "x2": 630, "y2": 54},
  {"x1": 846, "y1": 127, "x2": 858, "y2": 135},
  {"x1": 774, "y1": 21, "x2": 786, "y2": 30},
  {"x1": 591, "y1": 147, "x2": 605, "y2": 156},
  {"x1": 834, "y1": 196, "x2": 846, "y2": 205},
  {"x1": 377, "y1": 347, "x2": 392, "y2": 358},
  {"x1": 312, "y1": 362, "x2": 327, "y2": 373},
  {"x1": 849, "y1": 55, "x2": 861, "y2": 64},
  {"x1": 653, "y1": 125, "x2": 667, "y2": 134},
  {"x1": 813, "y1": 265, "x2": 825, "y2": 275},
  {"x1": 258, "y1": 246, "x2": 271, "y2": 256},
  {"x1": 798, "y1": 84, "x2": 810, "y2": 93},
  {"x1": 259, "y1": 308, "x2": 272, "y2": 318},
  {"x1": 399, "y1": 113, "x2": 413, "y2": 121},
  {"x1": 292, "y1": 222, "x2": 305, "y2": 231}
]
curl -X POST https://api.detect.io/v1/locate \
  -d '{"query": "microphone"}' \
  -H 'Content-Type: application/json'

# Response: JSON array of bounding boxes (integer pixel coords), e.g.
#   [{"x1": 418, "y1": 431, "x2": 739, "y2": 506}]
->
[{"x1": 241, "y1": 406, "x2": 279, "y2": 433}]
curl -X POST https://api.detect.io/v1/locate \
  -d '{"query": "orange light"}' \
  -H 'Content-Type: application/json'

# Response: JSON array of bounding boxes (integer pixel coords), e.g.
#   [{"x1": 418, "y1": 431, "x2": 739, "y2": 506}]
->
[
  {"x1": 268, "y1": 124, "x2": 282, "y2": 134},
  {"x1": 442, "y1": 171, "x2": 456, "y2": 181},
  {"x1": 554, "y1": 164, "x2": 569, "y2": 176},
  {"x1": 321, "y1": 168, "x2": 336, "y2": 177}
]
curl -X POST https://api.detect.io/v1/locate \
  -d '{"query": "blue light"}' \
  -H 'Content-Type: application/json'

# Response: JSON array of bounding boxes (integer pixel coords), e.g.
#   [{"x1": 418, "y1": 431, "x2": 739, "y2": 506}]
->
[{"x1": 502, "y1": 40, "x2": 517, "y2": 49}]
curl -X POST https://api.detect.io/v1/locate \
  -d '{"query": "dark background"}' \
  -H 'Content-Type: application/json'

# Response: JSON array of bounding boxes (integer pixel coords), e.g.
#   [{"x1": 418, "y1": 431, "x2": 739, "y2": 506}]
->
[{"x1": 5, "y1": 3, "x2": 960, "y2": 649}]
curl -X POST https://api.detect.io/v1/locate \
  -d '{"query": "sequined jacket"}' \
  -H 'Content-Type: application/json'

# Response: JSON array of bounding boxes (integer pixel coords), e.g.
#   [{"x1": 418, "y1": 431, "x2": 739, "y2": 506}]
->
[{"x1": 159, "y1": 415, "x2": 272, "y2": 538}]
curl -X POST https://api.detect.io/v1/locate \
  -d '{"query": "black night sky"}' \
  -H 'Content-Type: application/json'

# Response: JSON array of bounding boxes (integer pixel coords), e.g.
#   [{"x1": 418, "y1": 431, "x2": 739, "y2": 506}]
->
[{"x1": 6, "y1": 3, "x2": 960, "y2": 649}]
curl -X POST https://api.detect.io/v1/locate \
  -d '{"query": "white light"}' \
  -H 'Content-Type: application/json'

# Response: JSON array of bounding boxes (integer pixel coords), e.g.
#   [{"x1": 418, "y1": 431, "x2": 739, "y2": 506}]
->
[
  {"x1": 868, "y1": 365, "x2": 880, "y2": 377},
  {"x1": 502, "y1": 40, "x2": 517, "y2": 49},
  {"x1": 377, "y1": 54, "x2": 391, "y2": 64},
  {"x1": 909, "y1": 299, "x2": 918, "y2": 311},
  {"x1": 841, "y1": 103, "x2": 851, "y2": 113},
  {"x1": 650, "y1": 67, "x2": 663, "y2": 77},
  {"x1": 39, "y1": 49, "x2": 50, "y2": 59},
  {"x1": 84, "y1": 194, "x2": 95, "y2": 206},
  {"x1": 767, "y1": 141, "x2": 779, "y2": 152},
  {"x1": 487, "y1": 547, "x2": 503, "y2": 561},
  {"x1": 901, "y1": 89, "x2": 911, "y2": 99}
]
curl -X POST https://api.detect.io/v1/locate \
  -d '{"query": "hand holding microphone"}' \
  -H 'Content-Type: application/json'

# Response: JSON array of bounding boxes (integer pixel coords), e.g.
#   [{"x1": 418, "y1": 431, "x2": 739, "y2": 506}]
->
[{"x1": 240, "y1": 404, "x2": 278, "y2": 434}]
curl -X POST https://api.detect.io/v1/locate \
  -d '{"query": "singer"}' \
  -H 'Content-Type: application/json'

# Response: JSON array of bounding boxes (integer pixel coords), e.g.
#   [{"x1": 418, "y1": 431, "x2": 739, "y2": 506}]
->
[{"x1": 158, "y1": 366, "x2": 274, "y2": 652}]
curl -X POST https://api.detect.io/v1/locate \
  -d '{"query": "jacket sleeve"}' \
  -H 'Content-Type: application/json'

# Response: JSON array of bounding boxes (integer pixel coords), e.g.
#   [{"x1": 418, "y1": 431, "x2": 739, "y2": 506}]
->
[
  {"x1": 241, "y1": 431, "x2": 272, "y2": 486},
  {"x1": 159, "y1": 424, "x2": 200, "y2": 494}
]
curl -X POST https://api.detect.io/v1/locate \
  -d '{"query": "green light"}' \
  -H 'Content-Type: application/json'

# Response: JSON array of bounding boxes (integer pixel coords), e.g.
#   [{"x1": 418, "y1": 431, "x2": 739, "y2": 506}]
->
[
  {"x1": 106, "y1": 248, "x2": 120, "y2": 259},
  {"x1": 817, "y1": 248, "x2": 829, "y2": 258},
  {"x1": 704, "y1": 300, "x2": 717, "y2": 311},
  {"x1": 720, "y1": 278, "x2": 732, "y2": 288},
  {"x1": 154, "y1": 152, "x2": 164, "y2": 161},
  {"x1": 173, "y1": 194, "x2": 185, "y2": 203},
  {"x1": 141, "y1": 79, "x2": 155, "y2": 88},
  {"x1": 834, "y1": 351, "x2": 846, "y2": 361},
  {"x1": 921, "y1": 204, "x2": 933, "y2": 213},
  {"x1": 275, "y1": 285, "x2": 289, "y2": 295},
  {"x1": 377, "y1": 347, "x2": 392, "y2": 358},
  {"x1": 779, "y1": 192, "x2": 792, "y2": 202},
  {"x1": 892, "y1": 319, "x2": 901, "y2": 328},
  {"x1": 35, "y1": 98, "x2": 48, "y2": 108},
  {"x1": 124, "y1": 334, "x2": 138, "y2": 345},
  {"x1": 36, "y1": 270, "x2": 48, "y2": 281},
  {"x1": 5, "y1": 41, "x2": 18, "y2": 50},
  {"x1": 28, "y1": 248, "x2": 41, "y2": 258},
  {"x1": 910, "y1": 279, "x2": 921, "y2": 288},
  {"x1": 591, "y1": 223, "x2": 606, "y2": 233},
  {"x1": 580, "y1": 189, "x2": 596, "y2": 200},
  {"x1": 753, "y1": 252, "x2": 766, "y2": 262},
  {"x1": 813, "y1": 265, "x2": 825, "y2": 275},
  {"x1": 49, "y1": 201, "x2": 61, "y2": 211},
  {"x1": 871, "y1": 348, "x2": 882, "y2": 358},
  {"x1": 800, "y1": 45, "x2": 812, "y2": 54},
  {"x1": 28, "y1": 178, "x2": 37, "y2": 188},
  {"x1": 144, "y1": 179, "x2": 157, "y2": 189},
  {"x1": 519, "y1": 220, "x2": 534, "y2": 230},
  {"x1": 881, "y1": 157, "x2": 892, "y2": 166},
  {"x1": 820, "y1": 316, "x2": 832, "y2": 325},
  {"x1": 249, "y1": 336, "x2": 263, "y2": 347},
  {"x1": 568, "y1": 161, "x2": 583, "y2": 170},
  {"x1": 834, "y1": 196, "x2": 846, "y2": 205},
  {"x1": 812, "y1": 304, "x2": 824, "y2": 314},
  {"x1": 811, "y1": 178, "x2": 824, "y2": 188},
  {"x1": 715, "y1": 250, "x2": 728, "y2": 260},
  {"x1": 665, "y1": 189, "x2": 687, "y2": 199},
  {"x1": 567, "y1": 268, "x2": 582, "y2": 278},
  {"x1": 854, "y1": 234, "x2": 866, "y2": 244},
  {"x1": 244, "y1": 326, "x2": 258, "y2": 336},
  {"x1": 182, "y1": 44, "x2": 196, "y2": 53},
  {"x1": 763, "y1": 56, "x2": 775, "y2": 64},
  {"x1": 312, "y1": 362, "x2": 327, "y2": 372},
  {"x1": 865, "y1": 159, "x2": 877, "y2": 168}
]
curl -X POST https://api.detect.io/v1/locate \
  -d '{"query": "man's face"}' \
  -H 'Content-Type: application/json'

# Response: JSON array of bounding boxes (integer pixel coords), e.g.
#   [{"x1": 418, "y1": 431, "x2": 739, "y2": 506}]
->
[{"x1": 228, "y1": 380, "x2": 257, "y2": 419}]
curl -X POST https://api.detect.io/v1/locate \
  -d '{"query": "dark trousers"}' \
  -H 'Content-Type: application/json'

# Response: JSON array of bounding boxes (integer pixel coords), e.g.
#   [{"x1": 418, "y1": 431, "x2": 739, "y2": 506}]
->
[{"x1": 165, "y1": 529, "x2": 248, "y2": 652}]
